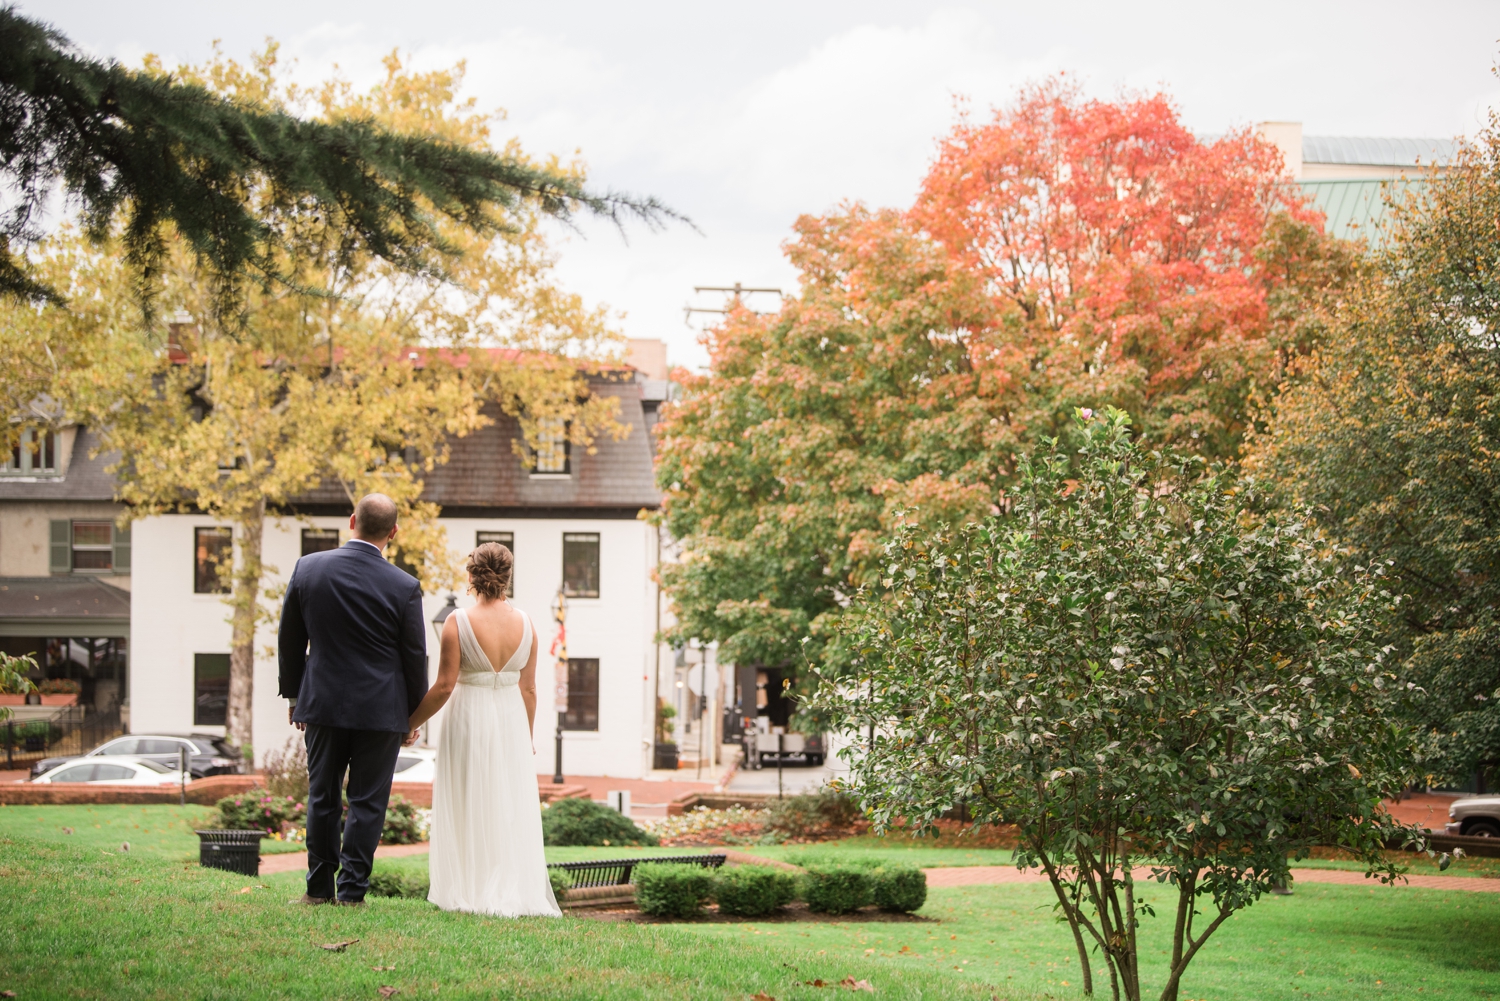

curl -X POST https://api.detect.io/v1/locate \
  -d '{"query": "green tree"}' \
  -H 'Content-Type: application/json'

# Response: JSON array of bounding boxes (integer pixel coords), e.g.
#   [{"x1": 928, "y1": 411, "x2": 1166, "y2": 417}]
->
[
  {"x1": 815, "y1": 408, "x2": 1422, "y2": 1001},
  {"x1": 5, "y1": 51, "x2": 627, "y2": 757},
  {"x1": 0, "y1": 8, "x2": 672, "y2": 317},
  {"x1": 1248, "y1": 126, "x2": 1500, "y2": 788}
]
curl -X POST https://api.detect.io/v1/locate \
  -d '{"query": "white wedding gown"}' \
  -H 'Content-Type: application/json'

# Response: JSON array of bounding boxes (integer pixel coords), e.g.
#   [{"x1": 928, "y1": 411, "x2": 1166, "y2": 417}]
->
[{"x1": 428, "y1": 606, "x2": 561, "y2": 917}]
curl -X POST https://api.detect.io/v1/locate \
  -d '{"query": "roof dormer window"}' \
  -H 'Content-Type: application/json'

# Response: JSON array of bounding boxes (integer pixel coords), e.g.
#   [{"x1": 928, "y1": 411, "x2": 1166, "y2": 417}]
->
[{"x1": 3, "y1": 428, "x2": 58, "y2": 475}]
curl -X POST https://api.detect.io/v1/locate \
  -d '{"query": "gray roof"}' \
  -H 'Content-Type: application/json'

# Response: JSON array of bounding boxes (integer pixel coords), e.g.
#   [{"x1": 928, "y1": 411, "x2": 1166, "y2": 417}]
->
[
  {"x1": 0, "y1": 377, "x2": 661, "y2": 518},
  {"x1": 0, "y1": 428, "x2": 121, "y2": 502},
  {"x1": 1304, "y1": 136, "x2": 1459, "y2": 168},
  {"x1": 1300, "y1": 178, "x2": 1428, "y2": 243},
  {"x1": 0, "y1": 577, "x2": 130, "y2": 622}
]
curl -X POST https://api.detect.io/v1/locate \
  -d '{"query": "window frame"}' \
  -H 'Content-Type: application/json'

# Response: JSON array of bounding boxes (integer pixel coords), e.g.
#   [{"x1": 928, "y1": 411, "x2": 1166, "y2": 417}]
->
[
  {"x1": 193, "y1": 528, "x2": 232, "y2": 595},
  {"x1": 531, "y1": 417, "x2": 571, "y2": 476},
  {"x1": 300, "y1": 528, "x2": 341, "y2": 557},
  {"x1": 560, "y1": 657, "x2": 600, "y2": 732},
  {"x1": 2, "y1": 428, "x2": 58, "y2": 476},
  {"x1": 561, "y1": 532, "x2": 600, "y2": 598},
  {"x1": 193, "y1": 653, "x2": 231, "y2": 725},
  {"x1": 70, "y1": 520, "x2": 114, "y2": 572}
]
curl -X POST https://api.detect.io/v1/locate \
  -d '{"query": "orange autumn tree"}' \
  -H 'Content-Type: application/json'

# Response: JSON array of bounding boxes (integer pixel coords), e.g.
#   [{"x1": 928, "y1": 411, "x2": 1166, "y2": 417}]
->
[
  {"x1": 915, "y1": 79, "x2": 1321, "y2": 456},
  {"x1": 658, "y1": 80, "x2": 1342, "y2": 692}
]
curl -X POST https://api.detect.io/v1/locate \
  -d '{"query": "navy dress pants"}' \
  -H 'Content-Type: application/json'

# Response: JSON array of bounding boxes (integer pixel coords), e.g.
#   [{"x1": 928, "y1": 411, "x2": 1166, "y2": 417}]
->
[{"x1": 304, "y1": 724, "x2": 404, "y2": 902}]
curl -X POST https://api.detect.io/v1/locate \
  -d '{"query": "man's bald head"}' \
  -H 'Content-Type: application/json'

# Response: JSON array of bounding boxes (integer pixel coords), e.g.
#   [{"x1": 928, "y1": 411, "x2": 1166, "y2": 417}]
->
[{"x1": 352, "y1": 493, "x2": 398, "y2": 544}]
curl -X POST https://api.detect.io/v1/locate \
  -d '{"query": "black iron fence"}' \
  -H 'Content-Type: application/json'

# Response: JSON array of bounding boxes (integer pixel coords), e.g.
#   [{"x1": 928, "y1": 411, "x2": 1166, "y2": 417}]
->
[
  {"x1": 2, "y1": 705, "x2": 124, "y2": 771},
  {"x1": 547, "y1": 854, "x2": 727, "y2": 888}
]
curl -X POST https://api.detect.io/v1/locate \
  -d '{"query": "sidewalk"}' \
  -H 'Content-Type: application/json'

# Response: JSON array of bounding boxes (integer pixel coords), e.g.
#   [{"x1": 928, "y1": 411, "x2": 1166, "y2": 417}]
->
[{"x1": 538, "y1": 773, "x2": 715, "y2": 818}]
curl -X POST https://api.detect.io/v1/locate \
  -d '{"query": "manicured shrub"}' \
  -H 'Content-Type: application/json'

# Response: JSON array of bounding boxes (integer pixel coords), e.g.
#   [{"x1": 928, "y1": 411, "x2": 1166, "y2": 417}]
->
[
  {"x1": 379, "y1": 795, "x2": 423, "y2": 845},
  {"x1": 214, "y1": 790, "x2": 305, "y2": 836},
  {"x1": 712, "y1": 864, "x2": 798, "y2": 917},
  {"x1": 869, "y1": 864, "x2": 927, "y2": 913},
  {"x1": 541, "y1": 797, "x2": 659, "y2": 847},
  {"x1": 766, "y1": 786, "x2": 862, "y2": 837},
  {"x1": 801, "y1": 864, "x2": 872, "y2": 914},
  {"x1": 548, "y1": 867, "x2": 574, "y2": 899},
  {"x1": 367, "y1": 867, "x2": 429, "y2": 899},
  {"x1": 634, "y1": 863, "x2": 715, "y2": 918}
]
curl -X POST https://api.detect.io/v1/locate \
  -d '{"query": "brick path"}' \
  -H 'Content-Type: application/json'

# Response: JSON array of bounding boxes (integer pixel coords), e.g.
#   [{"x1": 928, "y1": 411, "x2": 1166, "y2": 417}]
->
[
  {"x1": 921, "y1": 864, "x2": 1500, "y2": 893},
  {"x1": 260, "y1": 842, "x2": 430, "y2": 876}
]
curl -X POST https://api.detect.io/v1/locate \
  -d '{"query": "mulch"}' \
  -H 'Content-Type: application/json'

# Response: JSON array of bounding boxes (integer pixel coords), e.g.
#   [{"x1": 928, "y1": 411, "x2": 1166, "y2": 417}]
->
[{"x1": 572, "y1": 901, "x2": 935, "y2": 924}]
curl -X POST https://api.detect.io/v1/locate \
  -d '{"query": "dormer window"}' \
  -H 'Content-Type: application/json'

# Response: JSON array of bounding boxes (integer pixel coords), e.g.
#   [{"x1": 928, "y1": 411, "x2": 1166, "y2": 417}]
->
[
  {"x1": 533, "y1": 418, "x2": 570, "y2": 475},
  {"x1": 4, "y1": 428, "x2": 57, "y2": 475}
]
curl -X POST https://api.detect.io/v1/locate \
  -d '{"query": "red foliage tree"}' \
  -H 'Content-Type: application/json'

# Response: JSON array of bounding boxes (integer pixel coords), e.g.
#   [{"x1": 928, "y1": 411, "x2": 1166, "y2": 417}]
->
[{"x1": 912, "y1": 78, "x2": 1318, "y2": 454}]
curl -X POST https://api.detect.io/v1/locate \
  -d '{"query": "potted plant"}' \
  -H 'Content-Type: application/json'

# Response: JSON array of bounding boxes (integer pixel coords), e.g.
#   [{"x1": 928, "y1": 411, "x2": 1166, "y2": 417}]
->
[
  {"x1": 37, "y1": 678, "x2": 81, "y2": 706},
  {"x1": 0, "y1": 653, "x2": 36, "y2": 707},
  {"x1": 653, "y1": 701, "x2": 678, "y2": 770}
]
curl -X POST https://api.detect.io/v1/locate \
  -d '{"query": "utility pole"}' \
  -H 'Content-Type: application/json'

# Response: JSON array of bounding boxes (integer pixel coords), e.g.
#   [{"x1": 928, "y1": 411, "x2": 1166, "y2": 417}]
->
[{"x1": 683, "y1": 282, "x2": 783, "y2": 327}]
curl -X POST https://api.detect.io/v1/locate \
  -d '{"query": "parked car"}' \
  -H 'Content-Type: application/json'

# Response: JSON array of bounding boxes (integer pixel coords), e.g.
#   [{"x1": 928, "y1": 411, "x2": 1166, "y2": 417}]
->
[
  {"x1": 1445, "y1": 795, "x2": 1500, "y2": 837},
  {"x1": 32, "y1": 755, "x2": 188, "y2": 786},
  {"x1": 29, "y1": 733, "x2": 240, "y2": 780},
  {"x1": 392, "y1": 746, "x2": 436, "y2": 783}
]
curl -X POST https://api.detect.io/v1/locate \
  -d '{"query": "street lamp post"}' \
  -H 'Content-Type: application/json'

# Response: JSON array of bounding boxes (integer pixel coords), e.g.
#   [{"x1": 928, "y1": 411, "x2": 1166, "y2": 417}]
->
[
  {"x1": 431, "y1": 594, "x2": 458, "y2": 643},
  {"x1": 550, "y1": 589, "x2": 568, "y2": 785}
]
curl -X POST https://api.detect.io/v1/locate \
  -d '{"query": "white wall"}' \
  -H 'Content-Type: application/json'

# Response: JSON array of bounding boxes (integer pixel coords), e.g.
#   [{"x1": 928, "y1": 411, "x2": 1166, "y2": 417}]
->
[{"x1": 130, "y1": 513, "x2": 658, "y2": 777}]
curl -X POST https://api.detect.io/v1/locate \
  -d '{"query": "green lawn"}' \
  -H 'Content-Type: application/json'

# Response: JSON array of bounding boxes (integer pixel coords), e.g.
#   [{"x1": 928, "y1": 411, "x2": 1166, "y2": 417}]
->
[
  {"x1": 0, "y1": 803, "x2": 307, "y2": 859},
  {"x1": 0, "y1": 835, "x2": 1000, "y2": 1001}
]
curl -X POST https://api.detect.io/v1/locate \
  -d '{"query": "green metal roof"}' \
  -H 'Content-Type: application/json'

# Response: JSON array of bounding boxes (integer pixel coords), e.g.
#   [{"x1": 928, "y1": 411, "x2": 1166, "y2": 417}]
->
[{"x1": 1299, "y1": 178, "x2": 1429, "y2": 245}]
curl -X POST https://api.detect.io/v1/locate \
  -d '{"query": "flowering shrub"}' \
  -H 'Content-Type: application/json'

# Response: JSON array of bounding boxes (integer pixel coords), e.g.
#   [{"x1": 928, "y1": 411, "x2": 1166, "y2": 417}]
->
[
  {"x1": 379, "y1": 795, "x2": 424, "y2": 845},
  {"x1": 36, "y1": 678, "x2": 81, "y2": 695},
  {"x1": 214, "y1": 791, "x2": 305, "y2": 836}
]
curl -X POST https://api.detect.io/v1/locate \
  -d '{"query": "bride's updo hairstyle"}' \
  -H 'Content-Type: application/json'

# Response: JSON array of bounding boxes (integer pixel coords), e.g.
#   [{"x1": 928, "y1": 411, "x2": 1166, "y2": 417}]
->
[{"x1": 467, "y1": 542, "x2": 513, "y2": 599}]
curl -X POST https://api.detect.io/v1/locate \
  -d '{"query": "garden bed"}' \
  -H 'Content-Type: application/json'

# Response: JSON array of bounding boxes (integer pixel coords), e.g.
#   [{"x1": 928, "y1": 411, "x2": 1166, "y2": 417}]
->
[{"x1": 576, "y1": 901, "x2": 935, "y2": 925}]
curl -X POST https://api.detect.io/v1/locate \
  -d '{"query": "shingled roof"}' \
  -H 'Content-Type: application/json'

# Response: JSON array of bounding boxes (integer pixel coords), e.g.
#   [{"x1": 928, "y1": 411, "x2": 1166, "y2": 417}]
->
[{"x1": 0, "y1": 429, "x2": 120, "y2": 502}]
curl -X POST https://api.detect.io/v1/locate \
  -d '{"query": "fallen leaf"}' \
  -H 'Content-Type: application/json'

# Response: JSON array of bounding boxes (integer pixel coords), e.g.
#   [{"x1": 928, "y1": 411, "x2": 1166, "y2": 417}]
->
[
  {"x1": 378, "y1": 988, "x2": 399, "y2": 999},
  {"x1": 120, "y1": 842, "x2": 130, "y2": 852},
  {"x1": 101, "y1": 850, "x2": 115, "y2": 856},
  {"x1": 61, "y1": 827, "x2": 73, "y2": 835},
  {"x1": 898, "y1": 946, "x2": 911, "y2": 954},
  {"x1": 805, "y1": 980, "x2": 827, "y2": 988},
  {"x1": 841, "y1": 978, "x2": 874, "y2": 993},
  {"x1": 863, "y1": 949, "x2": 875, "y2": 956},
  {"x1": 319, "y1": 939, "x2": 359, "y2": 952},
  {"x1": 2, "y1": 991, "x2": 15, "y2": 998},
  {"x1": 372, "y1": 966, "x2": 397, "y2": 972},
  {"x1": 235, "y1": 887, "x2": 254, "y2": 895},
  {"x1": 750, "y1": 994, "x2": 776, "y2": 1001}
]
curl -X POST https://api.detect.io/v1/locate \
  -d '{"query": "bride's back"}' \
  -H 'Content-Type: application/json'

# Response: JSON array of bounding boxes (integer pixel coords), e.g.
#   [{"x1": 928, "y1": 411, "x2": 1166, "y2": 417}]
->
[{"x1": 462, "y1": 601, "x2": 529, "y2": 672}]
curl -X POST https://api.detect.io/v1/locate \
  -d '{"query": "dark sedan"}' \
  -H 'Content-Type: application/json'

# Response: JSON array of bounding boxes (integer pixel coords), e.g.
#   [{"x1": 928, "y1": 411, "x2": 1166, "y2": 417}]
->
[{"x1": 29, "y1": 734, "x2": 242, "y2": 780}]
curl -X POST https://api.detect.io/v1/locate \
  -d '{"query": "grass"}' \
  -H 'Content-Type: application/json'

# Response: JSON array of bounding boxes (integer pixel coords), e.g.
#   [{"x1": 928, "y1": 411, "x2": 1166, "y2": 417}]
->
[
  {"x1": 0, "y1": 803, "x2": 306, "y2": 858},
  {"x1": 0, "y1": 834, "x2": 1000, "y2": 1001}
]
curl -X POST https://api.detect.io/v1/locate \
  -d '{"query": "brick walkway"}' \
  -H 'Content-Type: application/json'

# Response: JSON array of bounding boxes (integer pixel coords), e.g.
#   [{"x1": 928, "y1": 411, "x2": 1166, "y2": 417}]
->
[
  {"x1": 921, "y1": 864, "x2": 1500, "y2": 893},
  {"x1": 260, "y1": 842, "x2": 430, "y2": 876}
]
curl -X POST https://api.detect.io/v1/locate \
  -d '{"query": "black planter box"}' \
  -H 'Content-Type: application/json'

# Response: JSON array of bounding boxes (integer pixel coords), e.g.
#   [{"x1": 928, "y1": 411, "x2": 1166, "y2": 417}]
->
[
  {"x1": 195, "y1": 829, "x2": 264, "y2": 877},
  {"x1": 652, "y1": 743, "x2": 678, "y2": 770}
]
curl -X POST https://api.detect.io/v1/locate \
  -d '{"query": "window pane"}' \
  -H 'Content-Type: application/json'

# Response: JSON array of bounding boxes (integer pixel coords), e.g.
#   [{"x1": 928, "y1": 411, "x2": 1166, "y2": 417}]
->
[
  {"x1": 561, "y1": 658, "x2": 599, "y2": 731},
  {"x1": 534, "y1": 418, "x2": 569, "y2": 474},
  {"x1": 136, "y1": 759, "x2": 173, "y2": 773},
  {"x1": 194, "y1": 528, "x2": 232, "y2": 594},
  {"x1": 394, "y1": 756, "x2": 421, "y2": 773},
  {"x1": 301, "y1": 529, "x2": 341, "y2": 556},
  {"x1": 73, "y1": 522, "x2": 111, "y2": 547},
  {"x1": 96, "y1": 739, "x2": 139, "y2": 755},
  {"x1": 137, "y1": 739, "x2": 184, "y2": 755},
  {"x1": 562, "y1": 533, "x2": 599, "y2": 598},
  {"x1": 94, "y1": 764, "x2": 134, "y2": 781},
  {"x1": 53, "y1": 765, "x2": 95, "y2": 782},
  {"x1": 72, "y1": 549, "x2": 113, "y2": 571},
  {"x1": 194, "y1": 653, "x2": 230, "y2": 726}
]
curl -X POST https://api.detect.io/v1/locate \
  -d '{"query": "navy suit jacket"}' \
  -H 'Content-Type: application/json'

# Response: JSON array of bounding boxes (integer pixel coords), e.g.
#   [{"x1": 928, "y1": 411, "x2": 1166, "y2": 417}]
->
[{"x1": 278, "y1": 541, "x2": 428, "y2": 733}]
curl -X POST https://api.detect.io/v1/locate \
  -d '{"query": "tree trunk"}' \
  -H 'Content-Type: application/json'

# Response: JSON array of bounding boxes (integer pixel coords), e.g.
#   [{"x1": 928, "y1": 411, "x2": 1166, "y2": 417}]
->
[{"x1": 225, "y1": 498, "x2": 265, "y2": 761}]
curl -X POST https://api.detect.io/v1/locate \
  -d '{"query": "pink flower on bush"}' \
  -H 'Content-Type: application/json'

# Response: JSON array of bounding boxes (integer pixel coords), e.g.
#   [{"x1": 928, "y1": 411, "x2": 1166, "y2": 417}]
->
[{"x1": 1080, "y1": 408, "x2": 1094, "y2": 419}]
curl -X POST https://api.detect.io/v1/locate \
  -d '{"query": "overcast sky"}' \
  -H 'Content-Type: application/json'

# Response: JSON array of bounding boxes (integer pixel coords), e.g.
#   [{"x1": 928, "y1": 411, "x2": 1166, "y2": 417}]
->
[{"x1": 24, "y1": 1, "x2": 1500, "y2": 369}]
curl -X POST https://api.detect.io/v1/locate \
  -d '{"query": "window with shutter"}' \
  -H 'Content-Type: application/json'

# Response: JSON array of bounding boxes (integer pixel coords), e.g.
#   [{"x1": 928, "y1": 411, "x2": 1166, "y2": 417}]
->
[
  {"x1": 49, "y1": 520, "x2": 70, "y2": 574},
  {"x1": 113, "y1": 523, "x2": 131, "y2": 573}
]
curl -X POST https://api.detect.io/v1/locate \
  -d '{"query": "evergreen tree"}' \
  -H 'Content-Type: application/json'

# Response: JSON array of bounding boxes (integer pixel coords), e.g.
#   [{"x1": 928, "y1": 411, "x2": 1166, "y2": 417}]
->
[{"x1": 0, "y1": 8, "x2": 674, "y2": 318}]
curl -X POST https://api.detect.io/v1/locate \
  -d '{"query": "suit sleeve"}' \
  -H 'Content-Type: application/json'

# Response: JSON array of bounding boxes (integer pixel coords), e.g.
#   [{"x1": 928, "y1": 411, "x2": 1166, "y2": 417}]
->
[
  {"x1": 399, "y1": 581, "x2": 430, "y2": 717},
  {"x1": 278, "y1": 567, "x2": 309, "y2": 700}
]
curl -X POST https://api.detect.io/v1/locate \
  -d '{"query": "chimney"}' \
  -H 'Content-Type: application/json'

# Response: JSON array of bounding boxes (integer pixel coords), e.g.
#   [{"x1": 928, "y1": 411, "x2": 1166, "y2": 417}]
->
[
  {"x1": 1255, "y1": 122, "x2": 1303, "y2": 180},
  {"x1": 626, "y1": 338, "x2": 670, "y2": 381}
]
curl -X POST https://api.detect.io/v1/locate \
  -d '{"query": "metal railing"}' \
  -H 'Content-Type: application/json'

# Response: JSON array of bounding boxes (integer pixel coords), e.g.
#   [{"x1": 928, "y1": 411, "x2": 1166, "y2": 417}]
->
[
  {"x1": 547, "y1": 854, "x2": 727, "y2": 888},
  {"x1": 2, "y1": 705, "x2": 124, "y2": 771}
]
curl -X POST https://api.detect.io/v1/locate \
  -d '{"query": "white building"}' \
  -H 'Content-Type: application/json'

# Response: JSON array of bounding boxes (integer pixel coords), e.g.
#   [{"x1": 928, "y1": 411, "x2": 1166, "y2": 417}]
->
[{"x1": 2, "y1": 345, "x2": 679, "y2": 779}]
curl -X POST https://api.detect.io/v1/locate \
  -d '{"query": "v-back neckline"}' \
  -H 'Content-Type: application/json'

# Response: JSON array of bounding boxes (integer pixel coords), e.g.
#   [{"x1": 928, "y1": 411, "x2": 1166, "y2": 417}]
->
[{"x1": 456, "y1": 605, "x2": 529, "y2": 674}]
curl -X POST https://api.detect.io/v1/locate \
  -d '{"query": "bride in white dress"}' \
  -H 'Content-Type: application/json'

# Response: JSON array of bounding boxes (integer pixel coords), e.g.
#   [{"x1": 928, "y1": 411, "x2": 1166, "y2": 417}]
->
[{"x1": 405, "y1": 542, "x2": 561, "y2": 917}]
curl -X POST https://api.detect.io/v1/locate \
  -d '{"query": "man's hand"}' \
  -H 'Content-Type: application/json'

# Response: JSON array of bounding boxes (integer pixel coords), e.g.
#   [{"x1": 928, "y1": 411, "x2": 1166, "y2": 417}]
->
[
  {"x1": 402, "y1": 728, "x2": 420, "y2": 747},
  {"x1": 288, "y1": 704, "x2": 305, "y2": 732}
]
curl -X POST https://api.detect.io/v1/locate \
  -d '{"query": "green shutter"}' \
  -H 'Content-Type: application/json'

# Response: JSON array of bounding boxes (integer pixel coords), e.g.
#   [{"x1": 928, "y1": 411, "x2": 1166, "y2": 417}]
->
[
  {"x1": 49, "y1": 520, "x2": 70, "y2": 574},
  {"x1": 113, "y1": 523, "x2": 132, "y2": 573}
]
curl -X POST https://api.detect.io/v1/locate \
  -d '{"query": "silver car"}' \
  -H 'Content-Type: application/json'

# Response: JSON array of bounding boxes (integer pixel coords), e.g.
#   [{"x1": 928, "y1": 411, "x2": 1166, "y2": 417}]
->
[{"x1": 1445, "y1": 795, "x2": 1500, "y2": 837}]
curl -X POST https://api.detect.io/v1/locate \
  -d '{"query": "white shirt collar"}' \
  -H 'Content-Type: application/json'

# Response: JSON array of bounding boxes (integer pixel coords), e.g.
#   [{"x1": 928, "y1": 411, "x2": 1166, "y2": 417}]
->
[{"x1": 347, "y1": 538, "x2": 384, "y2": 554}]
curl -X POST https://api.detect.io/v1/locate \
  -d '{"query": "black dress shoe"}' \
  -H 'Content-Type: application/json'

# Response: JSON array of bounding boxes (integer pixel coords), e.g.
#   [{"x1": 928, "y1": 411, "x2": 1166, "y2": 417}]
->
[{"x1": 299, "y1": 894, "x2": 333, "y2": 905}]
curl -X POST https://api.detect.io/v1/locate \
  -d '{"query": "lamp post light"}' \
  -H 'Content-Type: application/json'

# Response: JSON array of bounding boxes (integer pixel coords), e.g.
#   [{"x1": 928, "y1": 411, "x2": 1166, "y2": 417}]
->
[{"x1": 431, "y1": 594, "x2": 458, "y2": 643}]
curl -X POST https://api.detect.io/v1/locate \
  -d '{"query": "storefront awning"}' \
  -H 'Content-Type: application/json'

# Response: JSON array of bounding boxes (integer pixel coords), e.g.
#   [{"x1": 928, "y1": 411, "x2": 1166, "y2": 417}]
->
[{"x1": 0, "y1": 577, "x2": 130, "y2": 637}]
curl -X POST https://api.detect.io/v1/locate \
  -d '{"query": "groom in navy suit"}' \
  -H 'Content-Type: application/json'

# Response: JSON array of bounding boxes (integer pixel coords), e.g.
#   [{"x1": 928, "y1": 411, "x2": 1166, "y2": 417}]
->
[{"x1": 278, "y1": 493, "x2": 428, "y2": 905}]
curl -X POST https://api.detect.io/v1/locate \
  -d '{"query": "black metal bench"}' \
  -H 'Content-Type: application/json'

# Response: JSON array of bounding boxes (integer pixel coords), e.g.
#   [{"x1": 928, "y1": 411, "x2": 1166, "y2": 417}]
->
[{"x1": 547, "y1": 854, "x2": 727, "y2": 888}]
